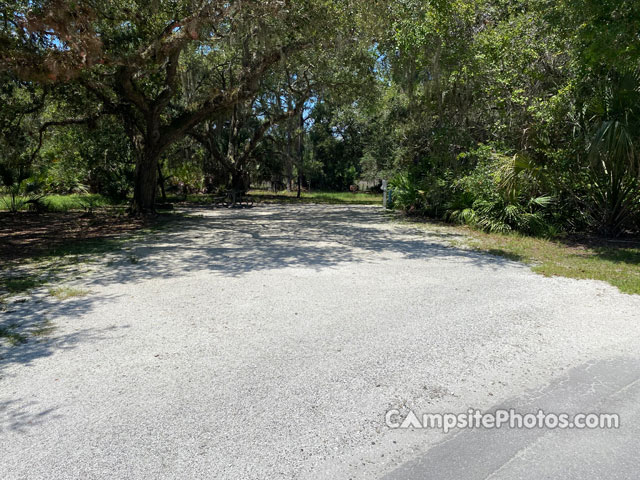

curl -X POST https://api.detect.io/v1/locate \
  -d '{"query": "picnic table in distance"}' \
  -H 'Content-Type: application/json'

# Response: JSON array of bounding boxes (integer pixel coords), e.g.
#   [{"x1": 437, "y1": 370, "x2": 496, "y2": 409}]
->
[{"x1": 212, "y1": 190, "x2": 254, "y2": 208}]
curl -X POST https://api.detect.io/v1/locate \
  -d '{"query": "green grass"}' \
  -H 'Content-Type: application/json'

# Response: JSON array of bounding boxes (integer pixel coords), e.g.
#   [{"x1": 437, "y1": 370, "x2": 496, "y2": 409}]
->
[
  {"x1": 0, "y1": 318, "x2": 56, "y2": 346},
  {"x1": 164, "y1": 190, "x2": 383, "y2": 205},
  {"x1": 1, "y1": 190, "x2": 383, "y2": 210},
  {"x1": 0, "y1": 324, "x2": 28, "y2": 346},
  {"x1": 413, "y1": 220, "x2": 640, "y2": 295},
  {"x1": 467, "y1": 233, "x2": 640, "y2": 295},
  {"x1": 31, "y1": 320, "x2": 56, "y2": 337},
  {"x1": 248, "y1": 189, "x2": 383, "y2": 205},
  {"x1": 0, "y1": 193, "x2": 120, "y2": 212},
  {"x1": 48, "y1": 286, "x2": 91, "y2": 300},
  {"x1": 2, "y1": 275, "x2": 46, "y2": 294},
  {"x1": 43, "y1": 194, "x2": 116, "y2": 212}
]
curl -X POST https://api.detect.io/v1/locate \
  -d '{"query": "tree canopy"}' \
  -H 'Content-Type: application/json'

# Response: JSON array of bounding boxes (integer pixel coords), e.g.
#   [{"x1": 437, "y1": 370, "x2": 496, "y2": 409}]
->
[{"x1": 1, "y1": 0, "x2": 639, "y2": 234}]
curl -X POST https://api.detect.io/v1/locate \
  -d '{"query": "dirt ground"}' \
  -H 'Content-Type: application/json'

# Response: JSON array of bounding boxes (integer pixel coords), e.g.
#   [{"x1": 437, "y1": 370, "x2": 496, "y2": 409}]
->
[{"x1": 0, "y1": 211, "x2": 148, "y2": 262}]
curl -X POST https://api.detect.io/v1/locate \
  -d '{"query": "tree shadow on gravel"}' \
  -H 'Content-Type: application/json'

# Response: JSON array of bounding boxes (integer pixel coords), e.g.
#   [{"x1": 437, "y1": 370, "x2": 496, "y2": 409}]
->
[
  {"x1": 0, "y1": 292, "x2": 130, "y2": 374},
  {"x1": 0, "y1": 398, "x2": 62, "y2": 433},
  {"x1": 87, "y1": 204, "x2": 521, "y2": 285},
  {"x1": 0, "y1": 205, "x2": 521, "y2": 371}
]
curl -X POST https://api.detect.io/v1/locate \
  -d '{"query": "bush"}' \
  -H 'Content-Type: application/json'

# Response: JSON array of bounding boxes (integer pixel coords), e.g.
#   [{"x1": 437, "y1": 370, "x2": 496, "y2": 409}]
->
[
  {"x1": 390, "y1": 146, "x2": 558, "y2": 237},
  {"x1": 389, "y1": 173, "x2": 427, "y2": 213}
]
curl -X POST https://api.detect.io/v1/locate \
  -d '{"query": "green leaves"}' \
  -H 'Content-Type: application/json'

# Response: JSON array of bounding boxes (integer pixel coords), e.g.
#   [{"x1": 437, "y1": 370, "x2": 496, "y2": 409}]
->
[{"x1": 547, "y1": 0, "x2": 640, "y2": 71}]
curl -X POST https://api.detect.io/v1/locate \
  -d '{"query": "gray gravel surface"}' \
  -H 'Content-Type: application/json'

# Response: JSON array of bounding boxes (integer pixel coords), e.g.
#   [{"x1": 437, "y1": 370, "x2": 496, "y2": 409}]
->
[{"x1": 1, "y1": 204, "x2": 639, "y2": 479}]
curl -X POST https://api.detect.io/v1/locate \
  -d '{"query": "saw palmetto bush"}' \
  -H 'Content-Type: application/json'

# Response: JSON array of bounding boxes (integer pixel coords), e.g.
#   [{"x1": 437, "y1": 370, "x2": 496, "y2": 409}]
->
[
  {"x1": 389, "y1": 145, "x2": 557, "y2": 236},
  {"x1": 583, "y1": 71, "x2": 640, "y2": 235},
  {"x1": 0, "y1": 160, "x2": 46, "y2": 212},
  {"x1": 444, "y1": 151, "x2": 557, "y2": 236},
  {"x1": 389, "y1": 173, "x2": 427, "y2": 213}
]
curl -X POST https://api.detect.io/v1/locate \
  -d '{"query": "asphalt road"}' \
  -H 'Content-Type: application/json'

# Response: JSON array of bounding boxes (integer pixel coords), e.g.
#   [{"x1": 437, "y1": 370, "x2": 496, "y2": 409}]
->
[{"x1": 1, "y1": 204, "x2": 639, "y2": 479}]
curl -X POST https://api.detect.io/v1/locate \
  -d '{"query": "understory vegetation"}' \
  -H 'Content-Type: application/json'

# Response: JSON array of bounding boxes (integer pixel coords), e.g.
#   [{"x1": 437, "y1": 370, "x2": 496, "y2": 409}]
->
[{"x1": 379, "y1": 2, "x2": 640, "y2": 239}]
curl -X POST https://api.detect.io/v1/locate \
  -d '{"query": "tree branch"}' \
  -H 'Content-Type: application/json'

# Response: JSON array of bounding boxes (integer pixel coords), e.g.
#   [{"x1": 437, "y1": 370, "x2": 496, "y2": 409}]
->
[
  {"x1": 115, "y1": 68, "x2": 151, "y2": 115},
  {"x1": 239, "y1": 98, "x2": 308, "y2": 162},
  {"x1": 159, "y1": 40, "x2": 310, "y2": 153},
  {"x1": 29, "y1": 113, "x2": 105, "y2": 163}
]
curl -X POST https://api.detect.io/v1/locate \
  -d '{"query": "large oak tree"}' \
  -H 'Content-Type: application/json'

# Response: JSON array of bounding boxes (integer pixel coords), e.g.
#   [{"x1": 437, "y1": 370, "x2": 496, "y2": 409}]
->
[{"x1": 1, "y1": 0, "x2": 373, "y2": 214}]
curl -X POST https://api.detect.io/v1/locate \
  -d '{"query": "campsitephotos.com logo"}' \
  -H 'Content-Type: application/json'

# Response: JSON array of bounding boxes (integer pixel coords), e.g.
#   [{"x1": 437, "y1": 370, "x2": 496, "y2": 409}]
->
[{"x1": 385, "y1": 408, "x2": 620, "y2": 434}]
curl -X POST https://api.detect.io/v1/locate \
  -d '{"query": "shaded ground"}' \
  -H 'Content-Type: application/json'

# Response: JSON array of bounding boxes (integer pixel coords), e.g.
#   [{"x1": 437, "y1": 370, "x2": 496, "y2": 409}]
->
[
  {"x1": 561, "y1": 232, "x2": 640, "y2": 250},
  {"x1": 1, "y1": 204, "x2": 639, "y2": 479},
  {"x1": 0, "y1": 211, "x2": 148, "y2": 261}
]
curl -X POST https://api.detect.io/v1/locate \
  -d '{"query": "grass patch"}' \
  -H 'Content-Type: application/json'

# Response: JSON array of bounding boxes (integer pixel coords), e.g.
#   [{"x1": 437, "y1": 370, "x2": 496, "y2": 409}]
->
[
  {"x1": 164, "y1": 190, "x2": 383, "y2": 205},
  {"x1": 31, "y1": 319, "x2": 56, "y2": 337},
  {"x1": 397, "y1": 215, "x2": 640, "y2": 294},
  {"x1": 0, "y1": 194, "x2": 120, "y2": 213},
  {"x1": 43, "y1": 194, "x2": 116, "y2": 212},
  {"x1": 0, "y1": 324, "x2": 28, "y2": 346},
  {"x1": 248, "y1": 189, "x2": 382, "y2": 205},
  {"x1": 529, "y1": 243, "x2": 640, "y2": 295},
  {"x1": 2, "y1": 275, "x2": 45, "y2": 294},
  {"x1": 0, "y1": 319, "x2": 56, "y2": 346},
  {"x1": 442, "y1": 224, "x2": 640, "y2": 295},
  {"x1": 48, "y1": 286, "x2": 91, "y2": 300}
]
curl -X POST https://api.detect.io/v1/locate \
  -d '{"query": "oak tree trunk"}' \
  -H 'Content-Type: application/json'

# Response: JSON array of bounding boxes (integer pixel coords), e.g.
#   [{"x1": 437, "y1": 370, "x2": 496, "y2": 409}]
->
[
  {"x1": 131, "y1": 147, "x2": 160, "y2": 215},
  {"x1": 230, "y1": 169, "x2": 250, "y2": 193}
]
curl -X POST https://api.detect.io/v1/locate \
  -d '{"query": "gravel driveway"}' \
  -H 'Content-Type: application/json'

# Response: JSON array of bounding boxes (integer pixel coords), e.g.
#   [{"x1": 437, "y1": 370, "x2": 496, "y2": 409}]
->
[{"x1": 2, "y1": 204, "x2": 639, "y2": 479}]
